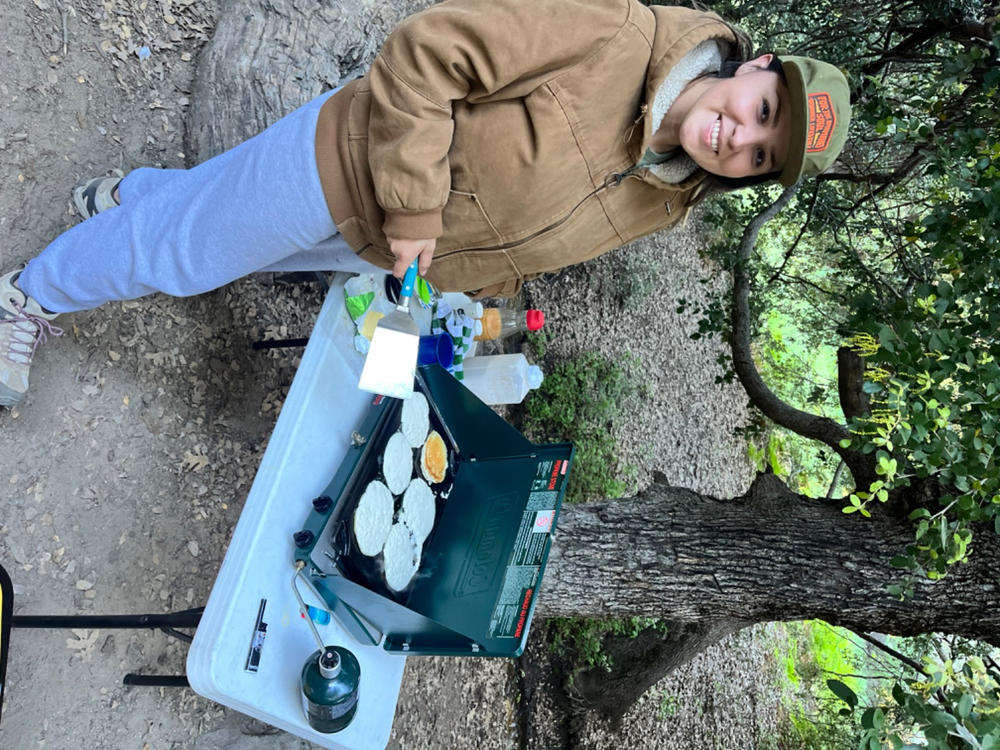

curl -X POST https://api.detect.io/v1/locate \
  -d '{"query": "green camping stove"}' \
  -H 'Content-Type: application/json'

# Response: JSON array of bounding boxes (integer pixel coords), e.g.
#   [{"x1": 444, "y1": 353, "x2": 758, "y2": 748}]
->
[{"x1": 292, "y1": 364, "x2": 573, "y2": 658}]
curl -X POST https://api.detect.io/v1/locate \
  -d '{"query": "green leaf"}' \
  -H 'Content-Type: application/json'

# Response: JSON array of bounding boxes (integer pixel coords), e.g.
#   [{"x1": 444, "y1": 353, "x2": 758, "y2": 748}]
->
[
  {"x1": 957, "y1": 691, "x2": 974, "y2": 718},
  {"x1": 879, "y1": 325, "x2": 897, "y2": 353},
  {"x1": 928, "y1": 709, "x2": 957, "y2": 729},
  {"x1": 827, "y1": 678, "x2": 858, "y2": 710},
  {"x1": 873, "y1": 708, "x2": 885, "y2": 731},
  {"x1": 861, "y1": 707, "x2": 877, "y2": 729}
]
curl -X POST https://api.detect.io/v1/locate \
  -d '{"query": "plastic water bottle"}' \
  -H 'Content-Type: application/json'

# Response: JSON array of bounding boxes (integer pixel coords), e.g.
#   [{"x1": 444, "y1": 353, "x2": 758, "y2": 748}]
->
[
  {"x1": 460, "y1": 354, "x2": 544, "y2": 404},
  {"x1": 300, "y1": 646, "x2": 361, "y2": 733}
]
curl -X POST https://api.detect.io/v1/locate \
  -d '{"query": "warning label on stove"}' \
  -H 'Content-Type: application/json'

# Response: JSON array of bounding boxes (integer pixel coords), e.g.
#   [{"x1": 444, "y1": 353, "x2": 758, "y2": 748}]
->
[
  {"x1": 529, "y1": 458, "x2": 569, "y2": 497},
  {"x1": 488, "y1": 457, "x2": 568, "y2": 640},
  {"x1": 489, "y1": 508, "x2": 554, "y2": 638},
  {"x1": 488, "y1": 565, "x2": 538, "y2": 639},
  {"x1": 512, "y1": 510, "x2": 554, "y2": 566}
]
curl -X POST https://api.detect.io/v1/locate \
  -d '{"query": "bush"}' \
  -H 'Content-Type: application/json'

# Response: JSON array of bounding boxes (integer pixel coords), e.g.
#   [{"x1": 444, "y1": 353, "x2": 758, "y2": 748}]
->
[{"x1": 522, "y1": 348, "x2": 639, "y2": 502}]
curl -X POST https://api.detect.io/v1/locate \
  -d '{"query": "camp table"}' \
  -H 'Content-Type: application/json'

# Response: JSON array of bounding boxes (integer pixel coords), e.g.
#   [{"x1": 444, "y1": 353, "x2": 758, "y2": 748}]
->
[{"x1": 6, "y1": 272, "x2": 572, "y2": 750}]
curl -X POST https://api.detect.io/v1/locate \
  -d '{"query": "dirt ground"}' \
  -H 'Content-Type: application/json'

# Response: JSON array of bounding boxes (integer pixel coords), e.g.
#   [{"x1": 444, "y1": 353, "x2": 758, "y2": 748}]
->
[{"x1": 0, "y1": 1, "x2": 787, "y2": 748}]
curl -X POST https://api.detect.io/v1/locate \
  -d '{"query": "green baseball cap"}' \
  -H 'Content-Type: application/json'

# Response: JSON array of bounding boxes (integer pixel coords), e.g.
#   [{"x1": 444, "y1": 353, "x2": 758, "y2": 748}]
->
[{"x1": 778, "y1": 56, "x2": 852, "y2": 186}]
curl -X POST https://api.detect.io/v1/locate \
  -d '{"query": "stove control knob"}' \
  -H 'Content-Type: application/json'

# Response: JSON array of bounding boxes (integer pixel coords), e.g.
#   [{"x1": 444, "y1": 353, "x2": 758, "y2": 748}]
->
[
  {"x1": 312, "y1": 496, "x2": 333, "y2": 513},
  {"x1": 293, "y1": 530, "x2": 315, "y2": 549}
]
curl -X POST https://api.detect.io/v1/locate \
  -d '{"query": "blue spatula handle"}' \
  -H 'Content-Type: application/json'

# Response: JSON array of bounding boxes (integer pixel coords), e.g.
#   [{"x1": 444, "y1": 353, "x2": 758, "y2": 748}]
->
[{"x1": 400, "y1": 259, "x2": 419, "y2": 301}]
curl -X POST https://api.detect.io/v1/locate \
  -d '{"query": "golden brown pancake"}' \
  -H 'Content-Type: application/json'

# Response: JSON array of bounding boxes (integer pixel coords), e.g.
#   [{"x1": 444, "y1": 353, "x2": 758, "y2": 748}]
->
[{"x1": 420, "y1": 430, "x2": 447, "y2": 484}]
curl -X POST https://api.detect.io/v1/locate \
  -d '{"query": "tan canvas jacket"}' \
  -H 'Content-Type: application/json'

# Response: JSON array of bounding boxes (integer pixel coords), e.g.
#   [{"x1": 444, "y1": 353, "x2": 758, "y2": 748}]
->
[{"x1": 314, "y1": 0, "x2": 737, "y2": 297}]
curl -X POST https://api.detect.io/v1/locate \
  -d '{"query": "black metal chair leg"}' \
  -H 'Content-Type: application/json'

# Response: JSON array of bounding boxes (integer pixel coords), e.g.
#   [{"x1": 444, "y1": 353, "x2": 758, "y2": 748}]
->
[
  {"x1": 12, "y1": 608, "x2": 203, "y2": 630},
  {"x1": 251, "y1": 337, "x2": 310, "y2": 350},
  {"x1": 123, "y1": 674, "x2": 190, "y2": 688},
  {"x1": 12, "y1": 608, "x2": 203, "y2": 689}
]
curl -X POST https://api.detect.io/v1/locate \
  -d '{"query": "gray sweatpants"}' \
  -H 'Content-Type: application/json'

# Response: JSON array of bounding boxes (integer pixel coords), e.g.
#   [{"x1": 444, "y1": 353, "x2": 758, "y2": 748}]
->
[{"x1": 20, "y1": 87, "x2": 380, "y2": 314}]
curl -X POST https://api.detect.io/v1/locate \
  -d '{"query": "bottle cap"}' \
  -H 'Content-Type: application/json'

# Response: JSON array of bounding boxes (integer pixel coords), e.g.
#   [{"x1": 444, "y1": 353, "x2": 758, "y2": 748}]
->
[
  {"x1": 525, "y1": 310, "x2": 545, "y2": 331},
  {"x1": 526, "y1": 364, "x2": 544, "y2": 389}
]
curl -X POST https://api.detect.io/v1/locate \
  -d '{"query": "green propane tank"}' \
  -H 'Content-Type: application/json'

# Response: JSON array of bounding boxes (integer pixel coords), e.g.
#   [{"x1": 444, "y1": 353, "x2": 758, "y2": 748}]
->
[{"x1": 300, "y1": 645, "x2": 361, "y2": 733}]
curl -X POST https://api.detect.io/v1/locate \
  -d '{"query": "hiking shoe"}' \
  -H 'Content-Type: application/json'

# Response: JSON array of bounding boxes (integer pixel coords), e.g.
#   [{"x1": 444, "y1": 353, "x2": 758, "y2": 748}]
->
[
  {"x1": 72, "y1": 169, "x2": 123, "y2": 219},
  {"x1": 0, "y1": 266, "x2": 62, "y2": 407}
]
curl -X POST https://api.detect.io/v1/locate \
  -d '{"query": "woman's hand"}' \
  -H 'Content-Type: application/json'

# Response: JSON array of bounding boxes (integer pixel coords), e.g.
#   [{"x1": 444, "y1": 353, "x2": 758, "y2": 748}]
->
[{"x1": 388, "y1": 237, "x2": 436, "y2": 278}]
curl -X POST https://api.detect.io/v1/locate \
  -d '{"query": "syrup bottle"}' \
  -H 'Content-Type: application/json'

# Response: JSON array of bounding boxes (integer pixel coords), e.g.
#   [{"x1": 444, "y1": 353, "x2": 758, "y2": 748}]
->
[{"x1": 474, "y1": 307, "x2": 545, "y2": 341}]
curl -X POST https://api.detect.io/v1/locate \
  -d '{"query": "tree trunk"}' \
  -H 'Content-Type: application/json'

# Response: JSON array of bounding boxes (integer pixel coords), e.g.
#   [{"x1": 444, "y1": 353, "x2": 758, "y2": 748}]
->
[
  {"x1": 539, "y1": 473, "x2": 1000, "y2": 718},
  {"x1": 568, "y1": 618, "x2": 746, "y2": 722},
  {"x1": 536, "y1": 472, "x2": 1000, "y2": 716},
  {"x1": 541, "y1": 472, "x2": 1000, "y2": 639},
  {"x1": 189, "y1": 0, "x2": 437, "y2": 162}
]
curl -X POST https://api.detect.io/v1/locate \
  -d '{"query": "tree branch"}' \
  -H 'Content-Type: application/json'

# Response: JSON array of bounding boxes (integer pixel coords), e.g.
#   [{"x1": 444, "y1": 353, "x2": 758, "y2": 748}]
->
[
  {"x1": 729, "y1": 184, "x2": 873, "y2": 486},
  {"x1": 837, "y1": 346, "x2": 871, "y2": 422},
  {"x1": 857, "y1": 631, "x2": 928, "y2": 676},
  {"x1": 821, "y1": 668, "x2": 898, "y2": 681},
  {"x1": 767, "y1": 182, "x2": 820, "y2": 284}
]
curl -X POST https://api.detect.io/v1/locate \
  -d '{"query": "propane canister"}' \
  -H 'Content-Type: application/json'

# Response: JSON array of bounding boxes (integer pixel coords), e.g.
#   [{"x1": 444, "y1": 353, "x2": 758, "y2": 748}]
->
[{"x1": 300, "y1": 645, "x2": 361, "y2": 733}]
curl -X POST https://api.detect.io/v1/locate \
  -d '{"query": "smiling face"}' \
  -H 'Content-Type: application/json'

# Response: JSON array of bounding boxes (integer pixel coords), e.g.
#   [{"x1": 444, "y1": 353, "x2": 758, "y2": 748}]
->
[{"x1": 675, "y1": 55, "x2": 792, "y2": 180}]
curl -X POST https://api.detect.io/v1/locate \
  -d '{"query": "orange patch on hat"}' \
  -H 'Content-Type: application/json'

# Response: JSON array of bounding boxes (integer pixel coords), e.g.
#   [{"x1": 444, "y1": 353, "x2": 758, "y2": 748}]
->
[{"x1": 806, "y1": 92, "x2": 836, "y2": 153}]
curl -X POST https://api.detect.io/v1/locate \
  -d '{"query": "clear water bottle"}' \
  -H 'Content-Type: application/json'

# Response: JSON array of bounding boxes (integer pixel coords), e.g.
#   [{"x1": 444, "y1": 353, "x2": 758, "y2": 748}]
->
[
  {"x1": 460, "y1": 353, "x2": 544, "y2": 404},
  {"x1": 300, "y1": 646, "x2": 361, "y2": 733}
]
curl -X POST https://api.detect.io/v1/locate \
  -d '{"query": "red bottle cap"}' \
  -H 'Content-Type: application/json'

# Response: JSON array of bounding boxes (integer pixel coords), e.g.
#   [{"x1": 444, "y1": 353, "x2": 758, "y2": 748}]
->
[{"x1": 525, "y1": 310, "x2": 545, "y2": 331}]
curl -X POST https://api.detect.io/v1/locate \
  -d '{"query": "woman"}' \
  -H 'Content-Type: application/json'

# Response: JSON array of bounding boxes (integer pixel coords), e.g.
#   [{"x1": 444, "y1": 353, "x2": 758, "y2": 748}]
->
[{"x1": 0, "y1": 0, "x2": 851, "y2": 407}]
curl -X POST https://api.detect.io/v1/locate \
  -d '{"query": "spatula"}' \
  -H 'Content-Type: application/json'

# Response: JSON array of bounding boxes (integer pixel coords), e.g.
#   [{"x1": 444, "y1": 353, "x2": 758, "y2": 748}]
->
[{"x1": 358, "y1": 259, "x2": 420, "y2": 399}]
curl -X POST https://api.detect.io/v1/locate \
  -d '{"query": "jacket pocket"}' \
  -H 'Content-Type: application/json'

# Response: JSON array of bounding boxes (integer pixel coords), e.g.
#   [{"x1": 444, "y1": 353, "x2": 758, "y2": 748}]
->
[{"x1": 438, "y1": 189, "x2": 503, "y2": 251}]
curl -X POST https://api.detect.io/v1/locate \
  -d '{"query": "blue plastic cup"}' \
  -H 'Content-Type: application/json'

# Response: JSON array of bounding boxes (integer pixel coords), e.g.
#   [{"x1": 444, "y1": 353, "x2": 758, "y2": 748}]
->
[{"x1": 417, "y1": 334, "x2": 454, "y2": 368}]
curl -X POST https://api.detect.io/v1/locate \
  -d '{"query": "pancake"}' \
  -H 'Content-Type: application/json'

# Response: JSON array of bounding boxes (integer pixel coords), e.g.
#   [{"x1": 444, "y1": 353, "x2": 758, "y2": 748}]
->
[
  {"x1": 383, "y1": 522, "x2": 421, "y2": 592},
  {"x1": 401, "y1": 478, "x2": 436, "y2": 544},
  {"x1": 352, "y1": 480, "x2": 393, "y2": 556},
  {"x1": 382, "y1": 431, "x2": 413, "y2": 495},
  {"x1": 400, "y1": 391, "x2": 430, "y2": 448},
  {"x1": 420, "y1": 430, "x2": 447, "y2": 484}
]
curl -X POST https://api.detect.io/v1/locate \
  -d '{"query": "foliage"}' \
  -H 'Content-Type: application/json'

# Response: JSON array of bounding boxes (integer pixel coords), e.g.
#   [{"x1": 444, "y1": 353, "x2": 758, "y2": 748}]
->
[
  {"x1": 656, "y1": 0, "x2": 1000, "y2": 739},
  {"x1": 658, "y1": 690, "x2": 679, "y2": 719},
  {"x1": 584, "y1": 248, "x2": 664, "y2": 310},
  {"x1": 548, "y1": 616, "x2": 668, "y2": 674},
  {"x1": 827, "y1": 635, "x2": 1000, "y2": 749},
  {"x1": 769, "y1": 621, "x2": 871, "y2": 748},
  {"x1": 741, "y1": 305, "x2": 845, "y2": 494},
  {"x1": 522, "y1": 348, "x2": 640, "y2": 502},
  {"x1": 676, "y1": 0, "x2": 1000, "y2": 578}
]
